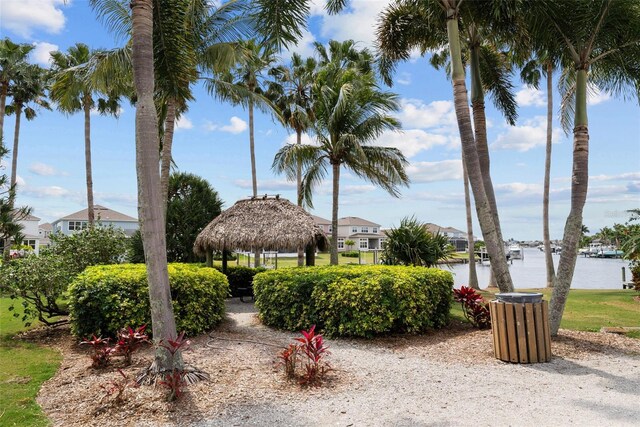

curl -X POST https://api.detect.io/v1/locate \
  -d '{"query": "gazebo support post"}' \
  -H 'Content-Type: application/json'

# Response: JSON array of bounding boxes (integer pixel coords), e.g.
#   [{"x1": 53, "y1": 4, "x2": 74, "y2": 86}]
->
[
  {"x1": 305, "y1": 244, "x2": 315, "y2": 266},
  {"x1": 205, "y1": 250, "x2": 213, "y2": 267},
  {"x1": 222, "y1": 248, "x2": 228, "y2": 274}
]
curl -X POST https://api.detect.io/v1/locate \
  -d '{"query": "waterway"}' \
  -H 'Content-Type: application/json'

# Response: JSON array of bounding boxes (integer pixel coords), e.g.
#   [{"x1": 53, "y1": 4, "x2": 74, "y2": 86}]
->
[{"x1": 447, "y1": 248, "x2": 632, "y2": 290}]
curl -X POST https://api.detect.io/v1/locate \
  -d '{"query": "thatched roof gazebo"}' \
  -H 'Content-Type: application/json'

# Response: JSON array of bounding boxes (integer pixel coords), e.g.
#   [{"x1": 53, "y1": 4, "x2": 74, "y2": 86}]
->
[{"x1": 193, "y1": 195, "x2": 328, "y2": 269}]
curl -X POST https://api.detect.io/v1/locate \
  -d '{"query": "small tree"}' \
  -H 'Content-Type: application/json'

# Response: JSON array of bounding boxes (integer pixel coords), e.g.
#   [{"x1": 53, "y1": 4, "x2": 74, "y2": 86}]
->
[
  {"x1": 381, "y1": 216, "x2": 453, "y2": 267},
  {"x1": 344, "y1": 239, "x2": 355, "y2": 251}
]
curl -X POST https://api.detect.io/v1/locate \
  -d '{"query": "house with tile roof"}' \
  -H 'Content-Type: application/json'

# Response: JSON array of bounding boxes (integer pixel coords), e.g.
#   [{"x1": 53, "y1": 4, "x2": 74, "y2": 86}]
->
[
  {"x1": 424, "y1": 222, "x2": 468, "y2": 251},
  {"x1": 51, "y1": 205, "x2": 139, "y2": 236},
  {"x1": 313, "y1": 215, "x2": 385, "y2": 251}
]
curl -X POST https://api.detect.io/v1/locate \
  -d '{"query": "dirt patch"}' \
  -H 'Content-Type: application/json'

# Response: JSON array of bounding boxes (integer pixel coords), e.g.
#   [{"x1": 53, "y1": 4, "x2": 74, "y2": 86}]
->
[{"x1": 31, "y1": 300, "x2": 640, "y2": 426}]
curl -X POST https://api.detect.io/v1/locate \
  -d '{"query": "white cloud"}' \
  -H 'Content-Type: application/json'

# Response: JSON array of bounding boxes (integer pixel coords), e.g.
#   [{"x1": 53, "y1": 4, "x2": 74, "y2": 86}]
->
[
  {"x1": 406, "y1": 160, "x2": 462, "y2": 183},
  {"x1": 29, "y1": 162, "x2": 68, "y2": 176},
  {"x1": 282, "y1": 28, "x2": 318, "y2": 61},
  {"x1": 30, "y1": 42, "x2": 58, "y2": 67},
  {"x1": 588, "y1": 87, "x2": 611, "y2": 106},
  {"x1": 491, "y1": 116, "x2": 562, "y2": 152},
  {"x1": 374, "y1": 129, "x2": 448, "y2": 158},
  {"x1": 220, "y1": 116, "x2": 247, "y2": 134},
  {"x1": 204, "y1": 116, "x2": 247, "y2": 134},
  {"x1": 283, "y1": 132, "x2": 315, "y2": 146},
  {"x1": 590, "y1": 172, "x2": 640, "y2": 181},
  {"x1": 397, "y1": 99, "x2": 457, "y2": 130},
  {"x1": 340, "y1": 184, "x2": 377, "y2": 195},
  {"x1": 397, "y1": 72, "x2": 412, "y2": 86},
  {"x1": 175, "y1": 115, "x2": 193, "y2": 130},
  {"x1": 0, "y1": 0, "x2": 67, "y2": 38},
  {"x1": 515, "y1": 86, "x2": 545, "y2": 107}
]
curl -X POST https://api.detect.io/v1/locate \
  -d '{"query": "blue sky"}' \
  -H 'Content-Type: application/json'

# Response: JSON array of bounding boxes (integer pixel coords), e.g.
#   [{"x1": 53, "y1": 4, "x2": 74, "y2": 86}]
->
[{"x1": 1, "y1": 0, "x2": 639, "y2": 240}]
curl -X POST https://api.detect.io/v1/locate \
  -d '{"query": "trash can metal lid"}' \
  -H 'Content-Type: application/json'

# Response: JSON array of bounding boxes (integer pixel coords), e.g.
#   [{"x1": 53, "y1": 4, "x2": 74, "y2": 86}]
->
[{"x1": 495, "y1": 292, "x2": 543, "y2": 303}]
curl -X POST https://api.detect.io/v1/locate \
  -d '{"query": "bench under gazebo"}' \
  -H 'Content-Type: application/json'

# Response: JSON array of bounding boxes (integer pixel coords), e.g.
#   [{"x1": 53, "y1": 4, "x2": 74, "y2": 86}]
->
[{"x1": 193, "y1": 195, "x2": 328, "y2": 271}]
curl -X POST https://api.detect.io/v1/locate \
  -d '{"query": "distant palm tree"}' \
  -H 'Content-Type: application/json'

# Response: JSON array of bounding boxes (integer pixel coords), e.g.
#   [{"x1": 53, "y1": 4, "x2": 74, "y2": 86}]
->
[
  {"x1": 50, "y1": 43, "x2": 121, "y2": 227},
  {"x1": 274, "y1": 40, "x2": 409, "y2": 265},
  {"x1": 0, "y1": 39, "x2": 34, "y2": 143},
  {"x1": 6, "y1": 64, "x2": 51, "y2": 203}
]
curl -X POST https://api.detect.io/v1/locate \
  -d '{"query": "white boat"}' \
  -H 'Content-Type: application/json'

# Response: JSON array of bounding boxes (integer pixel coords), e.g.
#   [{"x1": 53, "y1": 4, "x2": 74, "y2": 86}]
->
[{"x1": 508, "y1": 244, "x2": 523, "y2": 259}]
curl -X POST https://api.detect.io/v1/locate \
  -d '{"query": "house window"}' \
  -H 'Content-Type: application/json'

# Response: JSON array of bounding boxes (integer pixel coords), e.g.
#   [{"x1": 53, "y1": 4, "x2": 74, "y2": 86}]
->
[
  {"x1": 372, "y1": 227, "x2": 378, "y2": 234},
  {"x1": 352, "y1": 227, "x2": 358, "y2": 233},
  {"x1": 361, "y1": 226, "x2": 369, "y2": 233},
  {"x1": 328, "y1": 225, "x2": 332, "y2": 232},
  {"x1": 69, "y1": 221, "x2": 88, "y2": 231},
  {"x1": 337, "y1": 238, "x2": 344, "y2": 249},
  {"x1": 25, "y1": 239, "x2": 37, "y2": 250},
  {"x1": 359, "y1": 238, "x2": 368, "y2": 249}
]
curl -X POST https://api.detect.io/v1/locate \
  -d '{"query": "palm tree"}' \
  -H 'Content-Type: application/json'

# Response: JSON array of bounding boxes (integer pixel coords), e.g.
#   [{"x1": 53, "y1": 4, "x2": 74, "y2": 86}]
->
[
  {"x1": 50, "y1": 43, "x2": 121, "y2": 227},
  {"x1": 6, "y1": 64, "x2": 51, "y2": 203},
  {"x1": 268, "y1": 53, "x2": 317, "y2": 266},
  {"x1": 376, "y1": 0, "x2": 515, "y2": 292},
  {"x1": 130, "y1": 0, "x2": 179, "y2": 374},
  {"x1": 526, "y1": 0, "x2": 640, "y2": 334},
  {"x1": 0, "y1": 39, "x2": 34, "y2": 144},
  {"x1": 274, "y1": 40, "x2": 409, "y2": 265}
]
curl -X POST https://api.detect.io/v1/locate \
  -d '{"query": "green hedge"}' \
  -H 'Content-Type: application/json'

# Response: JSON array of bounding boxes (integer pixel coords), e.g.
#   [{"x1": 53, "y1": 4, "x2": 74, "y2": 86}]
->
[
  {"x1": 213, "y1": 265, "x2": 266, "y2": 297},
  {"x1": 253, "y1": 265, "x2": 452, "y2": 337},
  {"x1": 341, "y1": 250, "x2": 360, "y2": 257},
  {"x1": 68, "y1": 263, "x2": 229, "y2": 338}
]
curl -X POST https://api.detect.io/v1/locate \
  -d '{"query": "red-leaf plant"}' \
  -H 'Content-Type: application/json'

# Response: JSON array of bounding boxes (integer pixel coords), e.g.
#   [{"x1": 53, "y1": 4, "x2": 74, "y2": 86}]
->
[
  {"x1": 453, "y1": 286, "x2": 491, "y2": 329},
  {"x1": 114, "y1": 325, "x2": 149, "y2": 365},
  {"x1": 158, "y1": 332, "x2": 190, "y2": 401},
  {"x1": 294, "y1": 325, "x2": 330, "y2": 386},
  {"x1": 277, "y1": 343, "x2": 299, "y2": 380},
  {"x1": 100, "y1": 369, "x2": 139, "y2": 406},
  {"x1": 80, "y1": 335, "x2": 115, "y2": 368}
]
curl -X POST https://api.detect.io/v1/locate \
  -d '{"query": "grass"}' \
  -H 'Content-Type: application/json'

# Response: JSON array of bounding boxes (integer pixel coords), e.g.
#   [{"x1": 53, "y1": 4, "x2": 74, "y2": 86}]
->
[{"x1": 0, "y1": 298, "x2": 62, "y2": 427}]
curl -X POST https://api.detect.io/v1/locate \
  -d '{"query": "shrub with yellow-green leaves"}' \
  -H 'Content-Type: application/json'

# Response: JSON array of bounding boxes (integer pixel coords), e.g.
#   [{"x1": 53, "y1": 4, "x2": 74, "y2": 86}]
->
[
  {"x1": 68, "y1": 263, "x2": 229, "y2": 338},
  {"x1": 253, "y1": 265, "x2": 452, "y2": 337}
]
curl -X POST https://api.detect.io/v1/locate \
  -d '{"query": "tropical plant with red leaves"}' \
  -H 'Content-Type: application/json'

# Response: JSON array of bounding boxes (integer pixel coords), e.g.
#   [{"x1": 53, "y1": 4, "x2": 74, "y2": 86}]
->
[
  {"x1": 100, "y1": 369, "x2": 139, "y2": 405},
  {"x1": 278, "y1": 343, "x2": 299, "y2": 380},
  {"x1": 80, "y1": 335, "x2": 115, "y2": 368},
  {"x1": 114, "y1": 325, "x2": 149, "y2": 365},
  {"x1": 157, "y1": 331, "x2": 191, "y2": 401},
  {"x1": 453, "y1": 286, "x2": 491, "y2": 329},
  {"x1": 294, "y1": 325, "x2": 330, "y2": 386}
]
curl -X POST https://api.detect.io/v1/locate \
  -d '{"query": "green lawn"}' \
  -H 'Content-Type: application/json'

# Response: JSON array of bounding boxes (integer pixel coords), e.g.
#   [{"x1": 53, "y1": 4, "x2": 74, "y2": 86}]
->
[{"x1": 0, "y1": 298, "x2": 62, "y2": 427}]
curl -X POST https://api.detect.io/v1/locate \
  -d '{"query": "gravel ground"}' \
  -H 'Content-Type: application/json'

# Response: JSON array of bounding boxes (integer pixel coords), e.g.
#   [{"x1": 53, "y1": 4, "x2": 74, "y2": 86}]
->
[{"x1": 36, "y1": 299, "x2": 640, "y2": 426}]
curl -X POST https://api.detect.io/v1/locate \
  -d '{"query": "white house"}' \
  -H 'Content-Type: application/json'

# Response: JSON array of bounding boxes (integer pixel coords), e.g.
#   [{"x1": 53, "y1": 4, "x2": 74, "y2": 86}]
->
[
  {"x1": 313, "y1": 215, "x2": 385, "y2": 251},
  {"x1": 16, "y1": 213, "x2": 43, "y2": 254},
  {"x1": 51, "y1": 205, "x2": 139, "y2": 236},
  {"x1": 424, "y1": 222, "x2": 468, "y2": 251}
]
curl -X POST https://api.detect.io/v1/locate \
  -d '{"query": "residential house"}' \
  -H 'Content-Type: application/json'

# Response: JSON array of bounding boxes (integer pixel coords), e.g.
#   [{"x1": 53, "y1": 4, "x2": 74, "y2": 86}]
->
[
  {"x1": 313, "y1": 215, "x2": 385, "y2": 251},
  {"x1": 16, "y1": 213, "x2": 43, "y2": 254},
  {"x1": 424, "y1": 223, "x2": 468, "y2": 251},
  {"x1": 38, "y1": 222, "x2": 53, "y2": 250},
  {"x1": 51, "y1": 205, "x2": 139, "y2": 236}
]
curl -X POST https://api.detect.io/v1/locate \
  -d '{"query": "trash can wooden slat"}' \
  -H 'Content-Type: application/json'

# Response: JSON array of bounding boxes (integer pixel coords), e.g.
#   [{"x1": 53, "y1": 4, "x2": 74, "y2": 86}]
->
[{"x1": 489, "y1": 300, "x2": 551, "y2": 363}]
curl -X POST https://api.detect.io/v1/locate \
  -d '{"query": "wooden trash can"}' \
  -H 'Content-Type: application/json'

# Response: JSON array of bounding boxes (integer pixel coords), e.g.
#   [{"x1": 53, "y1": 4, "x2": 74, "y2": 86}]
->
[{"x1": 489, "y1": 299, "x2": 552, "y2": 363}]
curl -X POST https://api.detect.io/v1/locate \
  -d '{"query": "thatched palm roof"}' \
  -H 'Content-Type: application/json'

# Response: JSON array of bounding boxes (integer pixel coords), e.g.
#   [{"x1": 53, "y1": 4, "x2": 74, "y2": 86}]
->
[{"x1": 193, "y1": 196, "x2": 328, "y2": 255}]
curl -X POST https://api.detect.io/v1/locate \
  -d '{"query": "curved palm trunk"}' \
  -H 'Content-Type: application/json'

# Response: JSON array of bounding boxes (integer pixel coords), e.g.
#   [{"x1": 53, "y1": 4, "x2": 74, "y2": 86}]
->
[
  {"x1": 550, "y1": 69, "x2": 589, "y2": 335},
  {"x1": 83, "y1": 98, "x2": 95, "y2": 227},
  {"x1": 543, "y1": 63, "x2": 555, "y2": 288},
  {"x1": 446, "y1": 12, "x2": 513, "y2": 293},
  {"x1": 131, "y1": 0, "x2": 179, "y2": 372},
  {"x1": 330, "y1": 162, "x2": 340, "y2": 265},
  {"x1": 296, "y1": 128, "x2": 304, "y2": 267},
  {"x1": 248, "y1": 98, "x2": 261, "y2": 267},
  {"x1": 160, "y1": 98, "x2": 176, "y2": 215},
  {"x1": 9, "y1": 104, "x2": 22, "y2": 205},
  {"x1": 462, "y1": 159, "x2": 479, "y2": 290}
]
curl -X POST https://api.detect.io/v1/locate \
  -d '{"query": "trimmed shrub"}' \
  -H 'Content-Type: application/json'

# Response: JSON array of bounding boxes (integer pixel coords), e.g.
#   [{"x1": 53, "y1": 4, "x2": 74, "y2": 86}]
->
[
  {"x1": 341, "y1": 250, "x2": 360, "y2": 258},
  {"x1": 68, "y1": 263, "x2": 229, "y2": 338},
  {"x1": 253, "y1": 265, "x2": 452, "y2": 337},
  {"x1": 213, "y1": 265, "x2": 266, "y2": 297}
]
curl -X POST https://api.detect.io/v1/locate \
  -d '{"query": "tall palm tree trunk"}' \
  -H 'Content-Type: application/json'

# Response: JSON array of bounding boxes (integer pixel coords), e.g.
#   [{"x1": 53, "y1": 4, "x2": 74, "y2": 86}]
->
[
  {"x1": 543, "y1": 63, "x2": 555, "y2": 287},
  {"x1": 9, "y1": 104, "x2": 22, "y2": 206},
  {"x1": 83, "y1": 98, "x2": 95, "y2": 227},
  {"x1": 462, "y1": 159, "x2": 479, "y2": 290},
  {"x1": 330, "y1": 161, "x2": 340, "y2": 265},
  {"x1": 248, "y1": 98, "x2": 261, "y2": 267},
  {"x1": 445, "y1": 10, "x2": 513, "y2": 293},
  {"x1": 296, "y1": 128, "x2": 304, "y2": 267},
  {"x1": 160, "y1": 98, "x2": 176, "y2": 215},
  {"x1": 131, "y1": 0, "x2": 180, "y2": 372},
  {"x1": 550, "y1": 69, "x2": 589, "y2": 335}
]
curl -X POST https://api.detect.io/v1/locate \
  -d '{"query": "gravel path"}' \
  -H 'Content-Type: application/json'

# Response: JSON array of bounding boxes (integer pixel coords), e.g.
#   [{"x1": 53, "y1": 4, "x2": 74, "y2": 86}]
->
[
  {"x1": 37, "y1": 299, "x2": 640, "y2": 426},
  {"x1": 199, "y1": 301, "x2": 640, "y2": 427}
]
